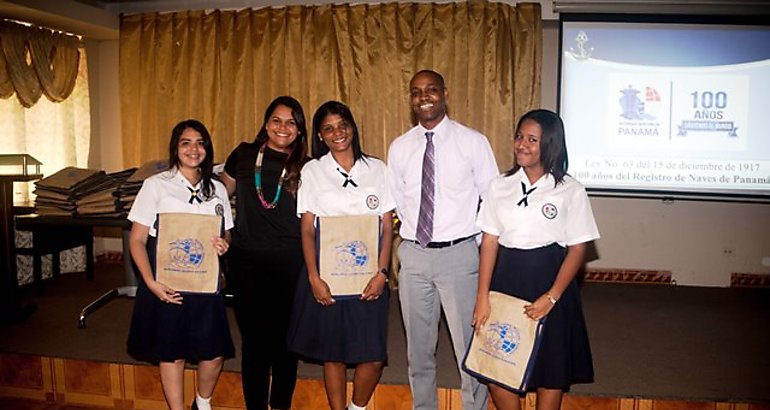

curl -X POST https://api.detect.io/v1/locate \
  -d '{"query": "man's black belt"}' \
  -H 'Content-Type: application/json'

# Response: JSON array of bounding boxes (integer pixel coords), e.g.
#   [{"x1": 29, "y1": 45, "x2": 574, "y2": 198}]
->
[{"x1": 409, "y1": 235, "x2": 474, "y2": 249}]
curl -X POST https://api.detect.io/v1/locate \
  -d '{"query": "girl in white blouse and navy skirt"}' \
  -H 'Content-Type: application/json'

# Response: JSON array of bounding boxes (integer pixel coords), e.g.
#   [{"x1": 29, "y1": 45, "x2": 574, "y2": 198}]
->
[{"x1": 472, "y1": 109, "x2": 600, "y2": 410}]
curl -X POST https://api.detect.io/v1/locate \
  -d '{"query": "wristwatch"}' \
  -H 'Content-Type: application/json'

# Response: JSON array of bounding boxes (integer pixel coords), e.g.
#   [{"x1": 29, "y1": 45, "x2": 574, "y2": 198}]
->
[{"x1": 379, "y1": 268, "x2": 390, "y2": 282}]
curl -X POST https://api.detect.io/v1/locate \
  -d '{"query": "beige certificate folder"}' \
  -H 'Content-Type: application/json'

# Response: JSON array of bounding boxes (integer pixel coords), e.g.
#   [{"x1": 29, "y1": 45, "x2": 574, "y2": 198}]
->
[
  {"x1": 155, "y1": 213, "x2": 222, "y2": 294},
  {"x1": 317, "y1": 214, "x2": 379, "y2": 297},
  {"x1": 462, "y1": 291, "x2": 544, "y2": 393}
]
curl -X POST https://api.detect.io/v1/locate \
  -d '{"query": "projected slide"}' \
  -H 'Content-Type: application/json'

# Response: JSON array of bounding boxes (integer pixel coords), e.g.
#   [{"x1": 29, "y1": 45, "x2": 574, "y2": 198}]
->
[{"x1": 560, "y1": 18, "x2": 770, "y2": 200}]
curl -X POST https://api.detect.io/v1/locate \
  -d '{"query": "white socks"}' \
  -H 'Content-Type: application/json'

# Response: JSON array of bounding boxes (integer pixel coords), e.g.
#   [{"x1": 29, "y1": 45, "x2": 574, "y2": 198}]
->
[
  {"x1": 348, "y1": 402, "x2": 366, "y2": 410},
  {"x1": 196, "y1": 393, "x2": 212, "y2": 410}
]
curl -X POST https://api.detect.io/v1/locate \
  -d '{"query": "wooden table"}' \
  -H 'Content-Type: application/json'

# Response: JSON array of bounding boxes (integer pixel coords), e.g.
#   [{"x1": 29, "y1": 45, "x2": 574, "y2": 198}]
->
[
  {"x1": 15, "y1": 214, "x2": 133, "y2": 282},
  {"x1": 13, "y1": 214, "x2": 135, "y2": 327},
  {"x1": 0, "y1": 174, "x2": 42, "y2": 324}
]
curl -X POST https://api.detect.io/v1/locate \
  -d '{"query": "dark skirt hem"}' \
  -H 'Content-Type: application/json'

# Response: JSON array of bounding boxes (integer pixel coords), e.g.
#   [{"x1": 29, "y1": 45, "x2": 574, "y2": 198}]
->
[
  {"x1": 126, "y1": 280, "x2": 235, "y2": 364},
  {"x1": 286, "y1": 269, "x2": 389, "y2": 365}
]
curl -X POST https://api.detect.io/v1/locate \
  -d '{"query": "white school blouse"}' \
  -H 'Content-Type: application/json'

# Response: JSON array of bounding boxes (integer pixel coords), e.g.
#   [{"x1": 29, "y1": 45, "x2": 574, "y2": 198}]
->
[
  {"x1": 128, "y1": 169, "x2": 234, "y2": 237},
  {"x1": 477, "y1": 169, "x2": 599, "y2": 249},
  {"x1": 298, "y1": 154, "x2": 395, "y2": 217}
]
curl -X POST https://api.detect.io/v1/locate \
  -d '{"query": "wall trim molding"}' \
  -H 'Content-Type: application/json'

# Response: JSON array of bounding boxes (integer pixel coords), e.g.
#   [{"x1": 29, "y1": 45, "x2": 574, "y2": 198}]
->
[
  {"x1": 582, "y1": 268, "x2": 672, "y2": 284},
  {"x1": 731, "y1": 272, "x2": 770, "y2": 288}
]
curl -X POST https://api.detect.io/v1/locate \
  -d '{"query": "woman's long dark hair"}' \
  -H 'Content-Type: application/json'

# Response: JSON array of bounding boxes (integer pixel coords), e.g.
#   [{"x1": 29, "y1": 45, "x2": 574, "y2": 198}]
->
[
  {"x1": 311, "y1": 100, "x2": 367, "y2": 162},
  {"x1": 505, "y1": 109, "x2": 569, "y2": 185},
  {"x1": 168, "y1": 119, "x2": 215, "y2": 199},
  {"x1": 254, "y1": 96, "x2": 308, "y2": 194}
]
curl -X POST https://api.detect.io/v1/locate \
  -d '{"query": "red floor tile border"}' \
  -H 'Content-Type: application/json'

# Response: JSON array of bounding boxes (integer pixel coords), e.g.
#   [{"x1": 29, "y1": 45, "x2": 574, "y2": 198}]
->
[
  {"x1": 95, "y1": 252, "x2": 123, "y2": 264},
  {"x1": 731, "y1": 272, "x2": 770, "y2": 288},
  {"x1": 581, "y1": 268, "x2": 672, "y2": 284}
]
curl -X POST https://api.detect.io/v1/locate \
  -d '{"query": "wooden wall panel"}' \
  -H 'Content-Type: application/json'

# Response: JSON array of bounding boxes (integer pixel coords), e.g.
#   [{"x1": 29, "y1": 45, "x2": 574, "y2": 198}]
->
[
  {"x1": 123, "y1": 363, "x2": 162, "y2": 408},
  {"x1": 371, "y1": 384, "x2": 412, "y2": 410},
  {"x1": 486, "y1": 394, "x2": 530, "y2": 410},
  {"x1": 293, "y1": 378, "x2": 329, "y2": 409},
  {"x1": 564, "y1": 395, "x2": 620, "y2": 410},
  {"x1": 209, "y1": 371, "x2": 245, "y2": 409},
  {"x1": 619, "y1": 398, "x2": 636, "y2": 410},
  {"x1": 0, "y1": 354, "x2": 52, "y2": 401},
  {"x1": 652, "y1": 399, "x2": 717, "y2": 410},
  {"x1": 52, "y1": 358, "x2": 121, "y2": 408},
  {"x1": 123, "y1": 363, "x2": 194, "y2": 409},
  {"x1": 0, "y1": 355, "x2": 767, "y2": 410},
  {"x1": 639, "y1": 399, "x2": 655, "y2": 410},
  {"x1": 443, "y1": 387, "x2": 460, "y2": 410}
]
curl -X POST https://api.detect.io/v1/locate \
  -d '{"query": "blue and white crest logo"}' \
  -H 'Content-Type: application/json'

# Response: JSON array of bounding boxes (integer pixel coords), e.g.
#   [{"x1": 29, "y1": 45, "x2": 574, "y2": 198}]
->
[
  {"x1": 215, "y1": 203, "x2": 224, "y2": 216},
  {"x1": 542, "y1": 203, "x2": 557, "y2": 220},
  {"x1": 619, "y1": 85, "x2": 660, "y2": 121},
  {"x1": 335, "y1": 241, "x2": 369, "y2": 271},
  {"x1": 366, "y1": 194, "x2": 379, "y2": 210},
  {"x1": 482, "y1": 321, "x2": 521, "y2": 356},
  {"x1": 168, "y1": 238, "x2": 206, "y2": 269}
]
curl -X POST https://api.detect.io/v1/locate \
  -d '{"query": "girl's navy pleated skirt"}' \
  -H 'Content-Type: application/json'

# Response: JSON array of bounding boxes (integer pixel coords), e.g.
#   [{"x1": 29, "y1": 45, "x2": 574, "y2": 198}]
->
[
  {"x1": 490, "y1": 243, "x2": 594, "y2": 391},
  {"x1": 126, "y1": 237, "x2": 234, "y2": 364},
  {"x1": 287, "y1": 267, "x2": 389, "y2": 365}
]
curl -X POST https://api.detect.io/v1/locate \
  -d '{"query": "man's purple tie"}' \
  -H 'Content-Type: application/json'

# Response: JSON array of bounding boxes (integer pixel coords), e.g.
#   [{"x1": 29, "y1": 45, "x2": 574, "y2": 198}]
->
[{"x1": 416, "y1": 131, "x2": 435, "y2": 247}]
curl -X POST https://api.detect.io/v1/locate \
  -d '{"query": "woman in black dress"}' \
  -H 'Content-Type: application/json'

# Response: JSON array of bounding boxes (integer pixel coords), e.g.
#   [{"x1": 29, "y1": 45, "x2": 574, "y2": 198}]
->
[{"x1": 220, "y1": 96, "x2": 308, "y2": 410}]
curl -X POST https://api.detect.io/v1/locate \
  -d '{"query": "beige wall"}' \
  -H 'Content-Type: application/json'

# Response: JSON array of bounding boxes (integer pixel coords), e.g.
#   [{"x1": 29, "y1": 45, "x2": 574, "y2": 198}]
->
[
  {"x1": 85, "y1": 39, "x2": 123, "y2": 255},
  {"x1": 84, "y1": 7, "x2": 770, "y2": 287}
]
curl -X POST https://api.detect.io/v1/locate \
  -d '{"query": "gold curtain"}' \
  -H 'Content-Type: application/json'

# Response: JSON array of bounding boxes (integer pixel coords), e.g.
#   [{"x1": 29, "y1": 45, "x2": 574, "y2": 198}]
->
[
  {"x1": 119, "y1": 2, "x2": 541, "y2": 168},
  {"x1": 0, "y1": 20, "x2": 82, "y2": 108}
]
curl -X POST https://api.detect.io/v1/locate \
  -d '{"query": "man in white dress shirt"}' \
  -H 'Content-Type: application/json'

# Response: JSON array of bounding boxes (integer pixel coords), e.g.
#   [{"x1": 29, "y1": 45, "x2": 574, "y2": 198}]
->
[{"x1": 387, "y1": 70, "x2": 499, "y2": 410}]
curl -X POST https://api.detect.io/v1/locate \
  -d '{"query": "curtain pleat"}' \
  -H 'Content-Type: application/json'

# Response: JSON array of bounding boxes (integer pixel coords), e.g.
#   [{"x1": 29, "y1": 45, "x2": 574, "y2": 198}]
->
[
  {"x1": 0, "y1": 30, "x2": 43, "y2": 107},
  {"x1": 0, "y1": 49, "x2": 13, "y2": 98},
  {"x1": 120, "y1": 2, "x2": 541, "y2": 168},
  {"x1": 0, "y1": 20, "x2": 82, "y2": 108},
  {"x1": 28, "y1": 30, "x2": 80, "y2": 102}
]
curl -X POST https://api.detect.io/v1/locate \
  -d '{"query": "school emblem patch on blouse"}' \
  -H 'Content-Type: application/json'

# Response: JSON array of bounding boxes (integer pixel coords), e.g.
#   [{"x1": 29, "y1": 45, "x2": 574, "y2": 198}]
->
[
  {"x1": 215, "y1": 203, "x2": 224, "y2": 216},
  {"x1": 542, "y1": 203, "x2": 558, "y2": 219},
  {"x1": 366, "y1": 194, "x2": 380, "y2": 210}
]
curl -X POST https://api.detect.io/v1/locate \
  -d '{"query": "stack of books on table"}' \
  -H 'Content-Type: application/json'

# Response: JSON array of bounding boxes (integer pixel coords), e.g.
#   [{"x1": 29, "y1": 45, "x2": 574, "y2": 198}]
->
[
  {"x1": 34, "y1": 167, "x2": 107, "y2": 216},
  {"x1": 113, "y1": 160, "x2": 168, "y2": 214},
  {"x1": 33, "y1": 161, "x2": 169, "y2": 217},
  {"x1": 75, "y1": 168, "x2": 137, "y2": 217}
]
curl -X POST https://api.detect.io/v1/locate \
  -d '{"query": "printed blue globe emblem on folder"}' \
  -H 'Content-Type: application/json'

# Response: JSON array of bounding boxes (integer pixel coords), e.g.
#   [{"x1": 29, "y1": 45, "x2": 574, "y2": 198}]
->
[
  {"x1": 335, "y1": 240, "x2": 369, "y2": 270},
  {"x1": 484, "y1": 322, "x2": 521, "y2": 356},
  {"x1": 168, "y1": 238, "x2": 205, "y2": 268}
]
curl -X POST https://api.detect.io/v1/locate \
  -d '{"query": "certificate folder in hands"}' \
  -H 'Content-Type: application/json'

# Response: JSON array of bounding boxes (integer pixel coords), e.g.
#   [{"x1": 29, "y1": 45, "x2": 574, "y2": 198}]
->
[
  {"x1": 155, "y1": 213, "x2": 222, "y2": 294},
  {"x1": 462, "y1": 291, "x2": 544, "y2": 393},
  {"x1": 317, "y1": 214, "x2": 380, "y2": 298}
]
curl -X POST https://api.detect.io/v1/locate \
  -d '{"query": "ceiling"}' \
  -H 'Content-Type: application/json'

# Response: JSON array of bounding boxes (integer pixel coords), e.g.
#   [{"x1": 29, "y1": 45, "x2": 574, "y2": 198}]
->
[
  {"x1": 0, "y1": 0, "x2": 119, "y2": 39},
  {"x1": 3, "y1": 0, "x2": 770, "y2": 41},
  {"x1": 0, "y1": 0, "x2": 297, "y2": 40}
]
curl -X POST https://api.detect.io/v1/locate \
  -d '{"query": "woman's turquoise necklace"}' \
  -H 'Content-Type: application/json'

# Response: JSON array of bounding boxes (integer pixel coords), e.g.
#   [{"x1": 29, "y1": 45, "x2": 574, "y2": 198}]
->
[{"x1": 254, "y1": 143, "x2": 287, "y2": 209}]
